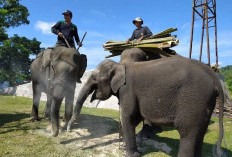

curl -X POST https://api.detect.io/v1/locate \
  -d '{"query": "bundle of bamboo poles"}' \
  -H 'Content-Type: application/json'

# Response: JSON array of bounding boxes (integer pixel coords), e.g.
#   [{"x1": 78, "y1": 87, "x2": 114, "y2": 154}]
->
[{"x1": 103, "y1": 28, "x2": 179, "y2": 58}]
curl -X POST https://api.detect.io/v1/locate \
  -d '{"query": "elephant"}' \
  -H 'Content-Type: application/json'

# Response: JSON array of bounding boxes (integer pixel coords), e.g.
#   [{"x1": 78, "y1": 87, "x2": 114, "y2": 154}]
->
[
  {"x1": 67, "y1": 56, "x2": 225, "y2": 157},
  {"x1": 120, "y1": 47, "x2": 182, "y2": 139},
  {"x1": 30, "y1": 46, "x2": 87, "y2": 137}
]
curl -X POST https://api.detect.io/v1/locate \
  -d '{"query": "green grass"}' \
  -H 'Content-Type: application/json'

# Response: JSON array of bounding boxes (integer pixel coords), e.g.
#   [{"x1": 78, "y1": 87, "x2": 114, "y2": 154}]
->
[{"x1": 0, "y1": 95, "x2": 232, "y2": 157}]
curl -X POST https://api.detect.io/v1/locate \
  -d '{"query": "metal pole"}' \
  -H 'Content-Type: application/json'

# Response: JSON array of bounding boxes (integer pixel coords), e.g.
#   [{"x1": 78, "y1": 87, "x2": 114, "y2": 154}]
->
[
  {"x1": 213, "y1": 0, "x2": 218, "y2": 67},
  {"x1": 199, "y1": 7, "x2": 205, "y2": 61},
  {"x1": 205, "y1": 0, "x2": 211, "y2": 65},
  {"x1": 189, "y1": 0, "x2": 196, "y2": 59}
]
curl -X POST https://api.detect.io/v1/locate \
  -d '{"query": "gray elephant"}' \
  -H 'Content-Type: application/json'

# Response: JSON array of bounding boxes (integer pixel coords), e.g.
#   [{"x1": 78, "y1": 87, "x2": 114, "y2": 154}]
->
[
  {"x1": 30, "y1": 46, "x2": 87, "y2": 136},
  {"x1": 67, "y1": 56, "x2": 225, "y2": 157},
  {"x1": 120, "y1": 48, "x2": 182, "y2": 139}
]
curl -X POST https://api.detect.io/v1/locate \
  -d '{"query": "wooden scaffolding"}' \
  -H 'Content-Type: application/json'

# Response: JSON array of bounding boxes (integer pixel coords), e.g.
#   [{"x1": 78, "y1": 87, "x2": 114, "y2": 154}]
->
[{"x1": 189, "y1": 0, "x2": 218, "y2": 66}]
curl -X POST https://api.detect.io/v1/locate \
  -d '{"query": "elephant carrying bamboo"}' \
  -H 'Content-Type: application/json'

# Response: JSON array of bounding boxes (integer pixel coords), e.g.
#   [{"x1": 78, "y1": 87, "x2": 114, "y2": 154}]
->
[
  {"x1": 67, "y1": 50, "x2": 226, "y2": 157},
  {"x1": 30, "y1": 46, "x2": 87, "y2": 137}
]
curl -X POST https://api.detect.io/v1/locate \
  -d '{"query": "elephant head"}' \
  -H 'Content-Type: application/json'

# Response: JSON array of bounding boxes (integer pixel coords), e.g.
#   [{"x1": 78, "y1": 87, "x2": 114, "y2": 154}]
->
[{"x1": 67, "y1": 59, "x2": 125, "y2": 131}]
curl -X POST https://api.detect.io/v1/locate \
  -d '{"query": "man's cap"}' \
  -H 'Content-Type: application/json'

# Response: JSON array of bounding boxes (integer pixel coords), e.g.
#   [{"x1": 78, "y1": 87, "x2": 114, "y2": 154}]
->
[
  {"x1": 62, "y1": 10, "x2": 72, "y2": 17},
  {"x1": 133, "y1": 17, "x2": 143, "y2": 25}
]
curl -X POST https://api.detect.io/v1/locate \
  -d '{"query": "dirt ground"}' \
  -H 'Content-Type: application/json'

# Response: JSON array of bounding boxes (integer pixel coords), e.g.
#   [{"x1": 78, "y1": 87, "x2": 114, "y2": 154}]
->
[{"x1": 37, "y1": 114, "x2": 172, "y2": 157}]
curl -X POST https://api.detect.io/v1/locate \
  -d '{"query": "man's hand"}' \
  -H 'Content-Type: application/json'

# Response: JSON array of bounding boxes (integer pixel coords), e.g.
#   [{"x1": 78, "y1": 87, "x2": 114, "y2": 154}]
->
[
  {"x1": 126, "y1": 39, "x2": 130, "y2": 44},
  {"x1": 58, "y1": 32, "x2": 64, "y2": 38},
  {"x1": 137, "y1": 36, "x2": 143, "y2": 43},
  {"x1": 78, "y1": 42, "x2": 82, "y2": 47}
]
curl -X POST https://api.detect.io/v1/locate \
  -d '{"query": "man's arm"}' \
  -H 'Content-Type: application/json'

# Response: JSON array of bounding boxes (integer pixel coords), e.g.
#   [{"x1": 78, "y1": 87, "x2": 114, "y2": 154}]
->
[
  {"x1": 126, "y1": 30, "x2": 136, "y2": 44},
  {"x1": 130, "y1": 30, "x2": 136, "y2": 41},
  {"x1": 51, "y1": 21, "x2": 64, "y2": 38},
  {"x1": 143, "y1": 26, "x2": 152, "y2": 38},
  {"x1": 74, "y1": 27, "x2": 82, "y2": 47},
  {"x1": 51, "y1": 22, "x2": 61, "y2": 35}
]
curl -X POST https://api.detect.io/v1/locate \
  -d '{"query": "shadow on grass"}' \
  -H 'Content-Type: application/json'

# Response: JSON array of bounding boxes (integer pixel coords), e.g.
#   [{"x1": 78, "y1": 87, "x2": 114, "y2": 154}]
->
[
  {"x1": 0, "y1": 112, "x2": 30, "y2": 127},
  {"x1": 61, "y1": 116, "x2": 231, "y2": 156},
  {"x1": 60, "y1": 114, "x2": 120, "y2": 146},
  {"x1": 140, "y1": 134, "x2": 231, "y2": 157},
  {"x1": 138, "y1": 124, "x2": 231, "y2": 157}
]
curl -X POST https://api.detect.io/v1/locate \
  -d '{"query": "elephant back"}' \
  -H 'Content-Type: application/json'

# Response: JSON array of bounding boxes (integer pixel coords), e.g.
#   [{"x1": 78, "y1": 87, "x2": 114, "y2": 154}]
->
[
  {"x1": 31, "y1": 48, "x2": 52, "y2": 70},
  {"x1": 51, "y1": 46, "x2": 87, "y2": 80},
  {"x1": 51, "y1": 46, "x2": 81, "y2": 67}
]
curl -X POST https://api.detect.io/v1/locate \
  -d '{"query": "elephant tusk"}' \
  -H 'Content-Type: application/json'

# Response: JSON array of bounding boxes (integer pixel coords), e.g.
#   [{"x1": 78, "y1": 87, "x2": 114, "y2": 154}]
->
[
  {"x1": 96, "y1": 100, "x2": 101, "y2": 108},
  {"x1": 67, "y1": 114, "x2": 76, "y2": 132}
]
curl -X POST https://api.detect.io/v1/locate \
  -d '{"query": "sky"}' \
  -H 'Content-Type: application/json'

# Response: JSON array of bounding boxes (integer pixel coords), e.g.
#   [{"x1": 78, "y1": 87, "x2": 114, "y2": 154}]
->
[{"x1": 7, "y1": 0, "x2": 232, "y2": 69}]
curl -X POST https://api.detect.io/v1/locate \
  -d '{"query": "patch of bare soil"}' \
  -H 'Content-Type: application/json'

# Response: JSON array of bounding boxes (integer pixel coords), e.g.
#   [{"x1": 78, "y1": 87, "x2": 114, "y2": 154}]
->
[{"x1": 36, "y1": 114, "x2": 172, "y2": 157}]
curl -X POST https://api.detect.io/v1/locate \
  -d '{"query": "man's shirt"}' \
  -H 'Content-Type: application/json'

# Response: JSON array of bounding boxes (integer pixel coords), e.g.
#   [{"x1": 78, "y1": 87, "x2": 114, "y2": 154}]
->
[
  {"x1": 130, "y1": 26, "x2": 152, "y2": 41},
  {"x1": 51, "y1": 20, "x2": 80, "y2": 47}
]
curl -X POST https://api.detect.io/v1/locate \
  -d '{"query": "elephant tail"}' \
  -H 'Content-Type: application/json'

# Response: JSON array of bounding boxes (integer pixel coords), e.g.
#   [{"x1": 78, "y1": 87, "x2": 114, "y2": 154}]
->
[{"x1": 213, "y1": 86, "x2": 228, "y2": 157}]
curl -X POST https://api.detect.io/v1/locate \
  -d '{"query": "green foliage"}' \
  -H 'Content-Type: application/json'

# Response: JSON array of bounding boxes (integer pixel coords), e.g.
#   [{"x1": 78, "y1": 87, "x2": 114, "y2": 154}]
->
[
  {"x1": 0, "y1": 0, "x2": 29, "y2": 29},
  {"x1": 0, "y1": 96, "x2": 232, "y2": 157},
  {"x1": 0, "y1": 35, "x2": 42, "y2": 84},
  {"x1": 0, "y1": 0, "x2": 43, "y2": 85},
  {"x1": 220, "y1": 65, "x2": 232, "y2": 94}
]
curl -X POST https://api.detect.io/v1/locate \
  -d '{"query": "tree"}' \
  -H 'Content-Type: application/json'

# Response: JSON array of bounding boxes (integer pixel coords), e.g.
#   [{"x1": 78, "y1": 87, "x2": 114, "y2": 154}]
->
[
  {"x1": 0, "y1": 35, "x2": 42, "y2": 83},
  {"x1": 0, "y1": 0, "x2": 29, "y2": 29},
  {"x1": 220, "y1": 65, "x2": 232, "y2": 95},
  {"x1": 0, "y1": 0, "x2": 43, "y2": 85}
]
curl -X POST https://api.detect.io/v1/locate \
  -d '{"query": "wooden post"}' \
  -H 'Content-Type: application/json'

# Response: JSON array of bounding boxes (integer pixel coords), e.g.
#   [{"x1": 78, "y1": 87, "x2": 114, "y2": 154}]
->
[
  {"x1": 214, "y1": 0, "x2": 218, "y2": 67},
  {"x1": 189, "y1": 0, "x2": 196, "y2": 59},
  {"x1": 199, "y1": 17, "x2": 205, "y2": 61},
  {"x1": 205, "y1": 0, "x2": 211, "y2": 65}
]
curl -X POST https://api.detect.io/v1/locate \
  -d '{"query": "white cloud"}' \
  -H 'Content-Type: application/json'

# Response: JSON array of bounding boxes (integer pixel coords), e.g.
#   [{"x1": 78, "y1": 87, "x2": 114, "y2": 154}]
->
[{"x1": 35, "y1": 21, "x2": 56, "y2": 34}]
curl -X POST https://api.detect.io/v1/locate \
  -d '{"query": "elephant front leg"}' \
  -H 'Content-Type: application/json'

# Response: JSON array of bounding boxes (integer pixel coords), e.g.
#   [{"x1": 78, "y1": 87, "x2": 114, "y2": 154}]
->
[
  {"x1": 31, "y1": 82, "x2": 41, "y2": 122},
  {"x1": 121, "y1": 109, "x2": 140, "y2": 157},
  {"x1": 62, "y1": 86, "x2": 75, "y2": 128},
  {"x1": 51, "y1": 86, "x2": 64, "y2": 137}
]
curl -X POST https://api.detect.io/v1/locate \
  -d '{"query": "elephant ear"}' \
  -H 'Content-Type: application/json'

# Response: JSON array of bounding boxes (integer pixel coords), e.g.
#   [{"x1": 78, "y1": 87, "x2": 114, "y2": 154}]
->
[{"x1": 110, "y1": 64, "x2": 126, "y2": 93}]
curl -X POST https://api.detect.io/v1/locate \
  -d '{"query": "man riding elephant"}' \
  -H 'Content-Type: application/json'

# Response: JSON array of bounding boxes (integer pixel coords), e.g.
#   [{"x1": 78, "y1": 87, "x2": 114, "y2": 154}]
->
[
  {"x1": 30, "y1": 10, "x2": 87, "y2": 136},
  {"x1": 125, "y1": 17, "x2": 163, "y2": 139},
  {"x1": 51, "y1": 10, "x2": 82, "y2": 48},
  {"x1": 126, "y1": 17, "x2": 153, "y2": 44},
  {"x1": 51, "y1": 10, "x2": 86, "y2": 83}
]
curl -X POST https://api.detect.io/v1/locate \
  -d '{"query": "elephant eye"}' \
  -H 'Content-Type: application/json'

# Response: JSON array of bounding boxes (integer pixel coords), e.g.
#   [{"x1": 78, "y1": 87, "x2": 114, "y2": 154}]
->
[{"x1": 100, "y1": 76, "x2": 109, "y2": 83}]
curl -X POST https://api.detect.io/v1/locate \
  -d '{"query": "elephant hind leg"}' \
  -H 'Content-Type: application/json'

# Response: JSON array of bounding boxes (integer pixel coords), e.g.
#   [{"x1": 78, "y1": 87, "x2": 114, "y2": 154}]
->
[
  {"x1": 177, "y1": 118, "x2": 211, "y2": 157},
  {"x1": 194, "y1": 111, "x2": 212, "y2": 157},
  {"x1": 178, "y1": 137, "x2": 196, "y2": 157},
  {"x1": 44, "y1": 94, "x2": 52, "y2": 120},
  {"x1": 31, "y1": 81, "x2": 41, "y2": 122}
]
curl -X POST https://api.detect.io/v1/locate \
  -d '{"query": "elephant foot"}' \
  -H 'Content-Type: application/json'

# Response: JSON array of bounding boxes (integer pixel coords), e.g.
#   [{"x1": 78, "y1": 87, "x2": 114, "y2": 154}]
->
[
  {"x1": 137, "y1": 124, "x2": 162, "y2": 140},
  {"x1": 51, "y1": 126, "x2": 59, "y2": 137},
  {"x1": 44, "y1": 113, "x2": 51, "y2": 120},
  {"x1": 126, "y1": 151, "x2": 140, "y2": 157},
  {"x1": 60, "y1": 121, "x2": 68, "y2": 131},
  {"x1": 51, "y1": 123, "x2": 60, "y2": 137},
  {"x1": 30, "y1": 116, "x2": 40, "y2": 122},
  {"x1": 52, "y1": 130, "x2": 59, "y2": 137}
]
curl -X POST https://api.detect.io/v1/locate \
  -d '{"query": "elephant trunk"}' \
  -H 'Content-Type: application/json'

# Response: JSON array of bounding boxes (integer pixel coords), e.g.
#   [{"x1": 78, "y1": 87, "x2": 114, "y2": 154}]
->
[{"x1": 67, "y1": 77, "x2": 94, "y2": 132}]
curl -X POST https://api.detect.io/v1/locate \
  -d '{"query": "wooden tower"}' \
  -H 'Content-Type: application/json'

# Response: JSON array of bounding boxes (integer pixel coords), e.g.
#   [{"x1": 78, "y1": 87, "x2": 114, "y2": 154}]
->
[{"x1": 189, "y1": 0, "x2": 218, "y2": 66}]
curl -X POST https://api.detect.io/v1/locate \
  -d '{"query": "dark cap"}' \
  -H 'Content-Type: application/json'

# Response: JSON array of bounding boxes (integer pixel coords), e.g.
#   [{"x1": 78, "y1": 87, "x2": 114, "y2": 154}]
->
[{"x1": 62, "y1": 10, "x2": 72, "y2": 17}]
